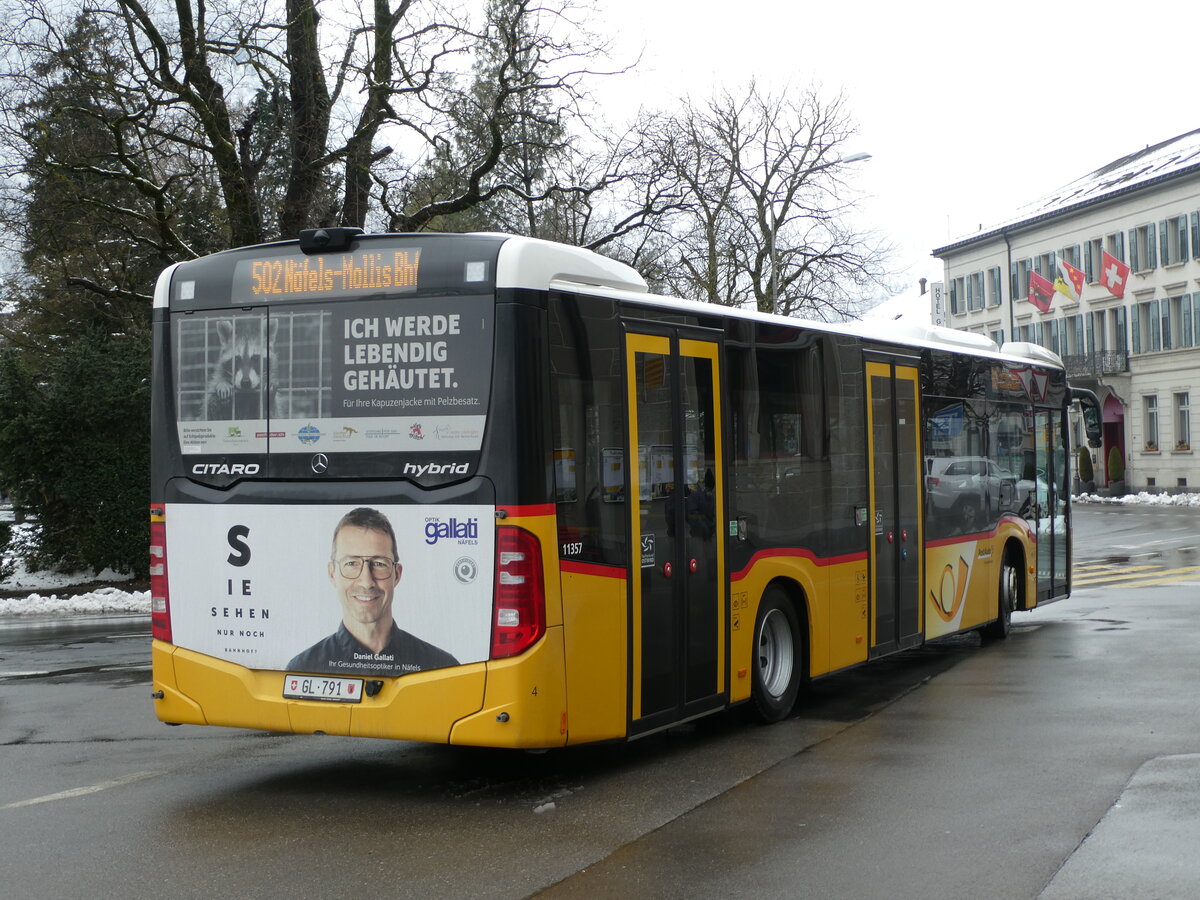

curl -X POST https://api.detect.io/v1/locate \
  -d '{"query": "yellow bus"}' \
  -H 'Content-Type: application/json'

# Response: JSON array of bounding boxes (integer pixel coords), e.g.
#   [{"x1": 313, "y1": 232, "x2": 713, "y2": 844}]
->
[{"x1": 149, "y1": 230, "x2": 1100, "y2": 746}]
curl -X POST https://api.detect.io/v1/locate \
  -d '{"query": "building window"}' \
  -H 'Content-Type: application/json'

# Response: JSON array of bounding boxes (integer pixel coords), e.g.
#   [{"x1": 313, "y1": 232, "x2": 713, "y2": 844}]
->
[
  {"x1": 1192, "y1": 212, "x2": 1200, "y2": 259},
  {"x1": 1036, "y1": 251, "x2": 1056, "y2": 279},
  {"x1": 1183, "y1": 295, "x2": 1194, "y2": 348},
  {"x1": 1115, "y1": 306, "x2": 1127, "y2": 355},
  {"x1": 1161, "y1": 215, "x2": 1189, "y2": 266},
  {"x1": 1145, "y1": 395, "x2": 1159, "y2": 450},
  {"x1": 1129, "y1": 224, "x2": 1157, "y2": 273},
  {"x1": 1060, "y1": 244, "x2": 1081, "y2": 267},
  {"x1": 987, "y1": 267, "x2": 1002, "y2": 307},
  {"x1": 950, "y1": 277, "x2": 964, "y2": 315},
  {"x1": 1162, "y1": 299, "x2": 1172, "y2": 351},
  {"x1": 1046, "y1": 318, "x2": 1065, "y2": 356},
  {"x1": 1105, "y1": 231, "x2": 1126, "y2": 263},
  {"x1": 1084, "y1": 238, "x2": 1103, "y2": 283},
  {"x1": 967, "y1": 271, "x2": 984, "y2": 311},
  {"x1": 989, "y1": 327, "x2": 1005, "y2": 345},
  {"x1": 1012, "y1": 258, "x2": 1032, "y2": 302},
  {"x1": 1134, "y1": 300, "x2": 1161, "y2": 353},
  {"x1": 1176, "y1": 393, "x2": 1191, "y2": 450}
]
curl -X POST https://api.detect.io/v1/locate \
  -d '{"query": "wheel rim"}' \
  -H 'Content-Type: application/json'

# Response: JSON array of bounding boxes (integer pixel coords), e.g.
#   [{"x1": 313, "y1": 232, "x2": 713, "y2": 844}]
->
[
  {"x1": 757, "y1": 608, "x2": 795, "y2": 699},
  {"x1": 1000, "y1": 558, "x2": 1017, "y2": 616}
]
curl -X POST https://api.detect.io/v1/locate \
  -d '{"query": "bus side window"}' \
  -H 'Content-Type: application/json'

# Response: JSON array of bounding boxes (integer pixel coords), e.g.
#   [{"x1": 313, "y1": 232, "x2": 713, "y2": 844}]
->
[{"x1": 548, "y1": 293, "x2": 626, "y2": 565}]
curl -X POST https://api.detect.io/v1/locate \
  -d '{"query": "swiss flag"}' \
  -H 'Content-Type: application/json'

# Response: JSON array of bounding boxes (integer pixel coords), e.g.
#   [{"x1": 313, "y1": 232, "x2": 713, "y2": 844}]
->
[
  {"x1": 1100, "y1": 249, "x2": 1130, "y2": 299},
  {"x1": 1028, "y1": 270, "x2": 1055, "y2": 313}
]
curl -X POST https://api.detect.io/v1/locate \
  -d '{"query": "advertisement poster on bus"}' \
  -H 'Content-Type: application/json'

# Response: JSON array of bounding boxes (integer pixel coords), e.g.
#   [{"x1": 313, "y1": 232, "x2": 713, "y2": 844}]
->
[
  {"x1": 166, "y1": 503, "x2": 495, "y2": 674},
  {"x1": 172, "y1": 296, "x2": 493, "y2": 455}
]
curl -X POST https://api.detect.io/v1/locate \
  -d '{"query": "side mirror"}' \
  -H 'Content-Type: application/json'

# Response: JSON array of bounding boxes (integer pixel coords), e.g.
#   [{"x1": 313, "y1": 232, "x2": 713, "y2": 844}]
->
[{"x1": 1071, "y1": 387, "x2": 1103, "y2": 448}]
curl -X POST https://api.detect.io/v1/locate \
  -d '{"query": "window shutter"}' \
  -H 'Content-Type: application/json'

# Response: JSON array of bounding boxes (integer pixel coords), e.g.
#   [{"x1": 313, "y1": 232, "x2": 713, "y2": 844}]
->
[
  {"x1": 1178, "y1": 217, "x2": 1189, "y2": 263},
  {"x1": 1192, "y1": 212, "x2": 1200, "y2": 259},
  {"x1": 1084, "y1": 240, "x2": 1093, "y2": 281},
  {"x1": 1128, "y1": 229, "x2": 1138, "y2": 272},
  {"x1": 1159, "y1": 220, "x2": 1169, "y2": 266}
]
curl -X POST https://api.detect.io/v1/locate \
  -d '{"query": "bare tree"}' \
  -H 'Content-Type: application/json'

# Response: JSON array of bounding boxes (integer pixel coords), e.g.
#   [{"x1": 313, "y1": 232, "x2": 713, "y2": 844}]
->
[
  {"x1": 0, "y1": 0, "x2": 640, "y2": 298},
  {"x1": 641, "y1": 82, "x2": 892, "y2": 320}
]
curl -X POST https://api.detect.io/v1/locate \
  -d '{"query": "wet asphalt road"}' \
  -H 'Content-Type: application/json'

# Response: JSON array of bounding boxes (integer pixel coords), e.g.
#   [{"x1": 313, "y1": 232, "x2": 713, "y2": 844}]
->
[{"x1": 0, "y1": 502, "x2": 1197, "y2": 898}]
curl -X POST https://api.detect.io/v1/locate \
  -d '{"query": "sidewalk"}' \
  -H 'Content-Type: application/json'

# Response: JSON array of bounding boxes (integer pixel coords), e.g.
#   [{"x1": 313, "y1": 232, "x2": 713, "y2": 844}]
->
[{"x1": 1041, "y1": 754, "x2": 1200, "y2": 899}]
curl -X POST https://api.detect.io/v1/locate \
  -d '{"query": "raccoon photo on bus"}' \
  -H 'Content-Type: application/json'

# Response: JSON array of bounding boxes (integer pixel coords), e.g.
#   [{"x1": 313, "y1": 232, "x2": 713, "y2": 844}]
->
[{"x1": 173, "y1": 310, "x2": 331, "y2": 424}]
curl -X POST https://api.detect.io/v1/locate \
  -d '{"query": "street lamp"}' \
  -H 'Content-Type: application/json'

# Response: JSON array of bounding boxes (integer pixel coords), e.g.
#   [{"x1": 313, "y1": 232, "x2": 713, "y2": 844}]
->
[{"x1": 768, "y1": 152, "x2": 872, "y2": 314}]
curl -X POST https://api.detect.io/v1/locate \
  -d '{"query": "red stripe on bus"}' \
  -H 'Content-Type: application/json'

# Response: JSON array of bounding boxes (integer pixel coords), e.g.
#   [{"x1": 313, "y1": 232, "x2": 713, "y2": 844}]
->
[
  {"x1": 730, "y1": 547, "x2": 868, "y2": 582},
  {"x1": 927, "y1": 532, "x2": 993, "y2": 548},
  {"x1": 559, "y1": 560, "x2": 628, "y2": 579},
  {"x1": 498, "y1": 503, "x2": 556, "y2": 518},
  {"x1": 926, "y1": 515, "x2": 1033, "y2": 549}
]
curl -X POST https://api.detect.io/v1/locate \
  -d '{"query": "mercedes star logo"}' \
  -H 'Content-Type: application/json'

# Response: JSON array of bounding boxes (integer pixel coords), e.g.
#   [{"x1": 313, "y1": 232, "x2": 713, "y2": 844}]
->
[{"x1": 311, "y1": 453, "x2": 329, "y2": 474}]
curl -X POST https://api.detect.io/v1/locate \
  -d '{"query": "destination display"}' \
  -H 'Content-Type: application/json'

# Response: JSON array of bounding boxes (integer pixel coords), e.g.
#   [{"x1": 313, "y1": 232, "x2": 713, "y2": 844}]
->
[{"x1": 233, "y1": 248, "x2": 422, "y2": 300}]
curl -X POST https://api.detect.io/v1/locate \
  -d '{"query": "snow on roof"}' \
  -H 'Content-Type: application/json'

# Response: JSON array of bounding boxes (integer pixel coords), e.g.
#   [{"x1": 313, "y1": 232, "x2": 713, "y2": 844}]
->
[
  {"x1": 860, "y1": 283, "x2": 933, "y2": 325},
  {"x1": 936, "y1": 127, "x2": 1200, "y2": 254}
]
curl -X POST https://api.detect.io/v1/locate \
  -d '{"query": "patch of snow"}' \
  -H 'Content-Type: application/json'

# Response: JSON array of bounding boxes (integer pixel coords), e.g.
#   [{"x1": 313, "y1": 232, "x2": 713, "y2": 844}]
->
[
  {"x1": 1074, "y1": 491, "x2": 1200, "y2": 507},
  {"x1": 1, "y1": 525, "x2": 146, "y2": 617},
  {"x1": 0, "y1": 587, "x2": 149, "y2": 617},
  {"x1": 860, "y1": 283, "x2": 933, "y2": 325}
]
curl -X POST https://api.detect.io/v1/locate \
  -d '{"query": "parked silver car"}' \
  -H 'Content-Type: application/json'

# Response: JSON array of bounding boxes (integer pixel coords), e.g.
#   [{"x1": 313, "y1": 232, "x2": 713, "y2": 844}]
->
[{"x1": 925, "y1": 456, "x2": 1018, "y2": 530}]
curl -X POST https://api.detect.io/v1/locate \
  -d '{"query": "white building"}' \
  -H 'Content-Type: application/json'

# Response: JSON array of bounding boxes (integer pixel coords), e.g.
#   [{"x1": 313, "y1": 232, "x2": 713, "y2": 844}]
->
[{"x1": 933, "y1": 128, "x2": 1200, "y2": 493}]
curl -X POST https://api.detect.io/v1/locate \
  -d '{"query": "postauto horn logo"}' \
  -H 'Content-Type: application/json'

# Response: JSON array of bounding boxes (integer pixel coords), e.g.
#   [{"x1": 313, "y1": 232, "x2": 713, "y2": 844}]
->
[{"x1": 424, "y1": 516, "x2": 479, "y2": 546}]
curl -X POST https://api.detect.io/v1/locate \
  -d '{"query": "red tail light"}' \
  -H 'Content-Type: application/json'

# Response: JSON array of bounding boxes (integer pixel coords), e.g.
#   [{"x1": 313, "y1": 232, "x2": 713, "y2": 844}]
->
[
  {"x1": 490, "y1": 525, "x2": 545, "y2": 659},
  {"x1": 149, "y1": 506, "x2": 172, "y2": 643}
]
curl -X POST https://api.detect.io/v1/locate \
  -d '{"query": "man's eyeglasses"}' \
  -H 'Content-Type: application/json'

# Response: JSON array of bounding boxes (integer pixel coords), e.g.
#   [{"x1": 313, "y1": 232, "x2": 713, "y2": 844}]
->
[{"x1": 334, "y1": 556, "x2": 397, "y2": 579}]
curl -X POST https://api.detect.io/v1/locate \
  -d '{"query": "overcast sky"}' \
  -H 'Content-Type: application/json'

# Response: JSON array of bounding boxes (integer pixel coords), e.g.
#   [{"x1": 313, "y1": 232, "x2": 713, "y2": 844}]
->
[{"x1": 592, "y1": 0, "x2": 1198, "y2": 294}]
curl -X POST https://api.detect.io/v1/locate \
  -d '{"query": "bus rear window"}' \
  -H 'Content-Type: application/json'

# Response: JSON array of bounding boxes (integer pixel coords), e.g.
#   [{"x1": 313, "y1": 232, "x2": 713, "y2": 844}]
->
[{"x1": 171, "y1": 296, "x2": 494, "y2": 459}]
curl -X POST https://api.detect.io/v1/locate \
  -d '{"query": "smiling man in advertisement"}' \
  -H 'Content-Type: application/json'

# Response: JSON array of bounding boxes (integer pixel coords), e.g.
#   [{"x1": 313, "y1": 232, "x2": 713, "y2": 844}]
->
[{"x1": 287, "y1": 507, "x2": 458, "y2": 677}]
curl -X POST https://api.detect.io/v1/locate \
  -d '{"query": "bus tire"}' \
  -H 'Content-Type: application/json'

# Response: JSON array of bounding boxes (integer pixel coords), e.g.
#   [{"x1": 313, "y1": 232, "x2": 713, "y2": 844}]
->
[
  {"x1": 983, "y1": 549, "x2": 1018, "y2": 641},
  {"x1": 750, "y1": 586, "x2": 803, "y2": 723}
]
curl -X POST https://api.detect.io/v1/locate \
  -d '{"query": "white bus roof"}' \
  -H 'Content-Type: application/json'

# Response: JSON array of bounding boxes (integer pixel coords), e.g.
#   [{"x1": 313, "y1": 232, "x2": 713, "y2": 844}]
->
[{"x1": 493, "y1": 234, "x2": 1063, "y2": 372}]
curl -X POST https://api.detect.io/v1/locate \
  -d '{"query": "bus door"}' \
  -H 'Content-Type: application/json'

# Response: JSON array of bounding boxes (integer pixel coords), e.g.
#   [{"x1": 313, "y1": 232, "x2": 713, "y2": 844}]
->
[
  {"x1": 624, "y1": 324, "x2": 726, "y2": 733},
  {"x1": 865, "y1": 359, "x2": 923, "y2": 656},
  {"x1": 1035, "y1": 408, "x2": 1070, "y2": 600}
]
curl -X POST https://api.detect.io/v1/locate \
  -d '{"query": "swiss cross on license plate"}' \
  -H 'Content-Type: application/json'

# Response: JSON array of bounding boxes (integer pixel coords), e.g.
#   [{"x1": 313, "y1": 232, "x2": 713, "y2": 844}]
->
[{"x1": 283, "y1": 674, "x2": 364, "y2": 703}]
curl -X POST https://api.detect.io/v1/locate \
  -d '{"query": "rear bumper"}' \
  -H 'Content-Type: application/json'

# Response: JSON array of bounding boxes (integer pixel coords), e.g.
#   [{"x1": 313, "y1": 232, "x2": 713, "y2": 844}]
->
[{"x1": 152, "y1": 627, "x2": 570, "y2": 747}]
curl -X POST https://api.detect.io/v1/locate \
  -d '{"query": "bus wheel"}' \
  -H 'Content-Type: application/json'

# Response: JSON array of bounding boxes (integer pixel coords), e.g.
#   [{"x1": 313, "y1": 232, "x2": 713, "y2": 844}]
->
[
  {"x1": 983, "y1": 551, "x2": 1017, "y2": 641},
  {"x1": 750, "y1": 587, "x2": 803, "y2": 723}
]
